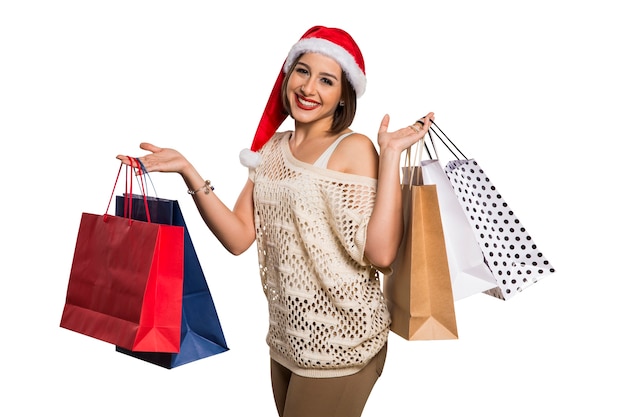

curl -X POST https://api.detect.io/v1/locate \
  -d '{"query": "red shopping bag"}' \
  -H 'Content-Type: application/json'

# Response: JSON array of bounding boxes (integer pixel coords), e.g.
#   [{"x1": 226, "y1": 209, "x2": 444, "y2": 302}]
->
[{"x1": 60, "y1": 160, "x2": 185, "y2": 352}]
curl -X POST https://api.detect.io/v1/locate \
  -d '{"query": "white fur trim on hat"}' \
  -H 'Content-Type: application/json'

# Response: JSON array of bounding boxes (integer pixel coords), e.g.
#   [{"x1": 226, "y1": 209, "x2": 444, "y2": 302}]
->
[
  {"x1": 239, "y1": 148, "x2": 262, "y2": 168},
  {"x1": 283, "y1": 38, "x2": 366, "y2": 97}
]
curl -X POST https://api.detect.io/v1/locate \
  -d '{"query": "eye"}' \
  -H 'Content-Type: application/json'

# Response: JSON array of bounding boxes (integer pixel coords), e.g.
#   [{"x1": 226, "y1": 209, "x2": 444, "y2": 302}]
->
[
  {"x1": 321, "y1": 77, "x2": 334, "y2": 86},
  {"x1": 295, "y1": 67, "x2": 309, "y2": 76}
]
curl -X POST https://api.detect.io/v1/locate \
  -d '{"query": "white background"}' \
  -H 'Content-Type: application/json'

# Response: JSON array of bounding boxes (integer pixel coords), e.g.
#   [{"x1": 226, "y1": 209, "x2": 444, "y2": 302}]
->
[{"x1": 2, "y1": 1, "x2": 624, "y2": 416}]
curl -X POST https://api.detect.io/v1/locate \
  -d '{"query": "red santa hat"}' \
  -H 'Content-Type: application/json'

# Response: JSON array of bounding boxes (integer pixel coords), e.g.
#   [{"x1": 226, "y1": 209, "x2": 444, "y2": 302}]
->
[{"x1": 239, "y1": 25, "x2": 366, "y2": 168}]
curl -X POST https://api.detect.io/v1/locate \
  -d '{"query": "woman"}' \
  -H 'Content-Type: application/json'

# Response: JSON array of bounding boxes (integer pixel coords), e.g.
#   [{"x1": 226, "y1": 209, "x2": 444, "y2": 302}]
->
[{"x1": 118, "y1": 25, "x2": 433, "y2": 417}]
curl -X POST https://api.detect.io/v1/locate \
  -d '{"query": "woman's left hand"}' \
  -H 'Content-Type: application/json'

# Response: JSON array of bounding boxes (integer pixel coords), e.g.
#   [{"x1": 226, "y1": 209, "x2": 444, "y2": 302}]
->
[{"x1": 377, "y1": 112, "x2": 434, "y2": 153}]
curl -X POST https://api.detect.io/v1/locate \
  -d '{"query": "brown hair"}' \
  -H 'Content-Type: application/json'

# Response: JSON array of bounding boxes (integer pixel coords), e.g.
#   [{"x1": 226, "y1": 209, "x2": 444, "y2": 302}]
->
[{"x1": 281, "y1": 56, "x2": 358, "y2": 135}]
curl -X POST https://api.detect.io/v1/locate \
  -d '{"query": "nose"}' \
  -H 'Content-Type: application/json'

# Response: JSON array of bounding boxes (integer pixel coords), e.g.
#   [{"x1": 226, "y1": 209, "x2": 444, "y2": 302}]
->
[{"x1": 300, "y1": 78, "x2": 314, "y2": 95}]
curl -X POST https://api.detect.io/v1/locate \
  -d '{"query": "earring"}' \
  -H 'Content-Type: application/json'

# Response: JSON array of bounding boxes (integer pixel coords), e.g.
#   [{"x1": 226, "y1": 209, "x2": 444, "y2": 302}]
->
[{"x1": 339, "y1": 101, "x2": 345, "y2": 107}]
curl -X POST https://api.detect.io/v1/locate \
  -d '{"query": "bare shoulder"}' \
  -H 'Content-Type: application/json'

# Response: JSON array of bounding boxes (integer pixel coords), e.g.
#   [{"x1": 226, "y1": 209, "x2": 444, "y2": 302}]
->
[{"x1": 329, "y1": 132, "x2": 379, "y2": 178}]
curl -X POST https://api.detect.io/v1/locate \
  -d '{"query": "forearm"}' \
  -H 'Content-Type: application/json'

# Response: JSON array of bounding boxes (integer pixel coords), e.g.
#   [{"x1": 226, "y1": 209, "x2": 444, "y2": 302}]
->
[
  {"x1": 182, "y1": 166, "x2": 256, "y2": 255},
  {"x1": 365, "y1": 147, "x2": 404, "y2": 268}
]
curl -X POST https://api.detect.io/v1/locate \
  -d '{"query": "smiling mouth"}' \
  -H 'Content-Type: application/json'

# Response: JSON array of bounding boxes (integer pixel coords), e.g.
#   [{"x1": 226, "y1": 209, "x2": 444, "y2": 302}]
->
[{"x1": 296, "y1": 94, "x2": 320, "y2": 109}]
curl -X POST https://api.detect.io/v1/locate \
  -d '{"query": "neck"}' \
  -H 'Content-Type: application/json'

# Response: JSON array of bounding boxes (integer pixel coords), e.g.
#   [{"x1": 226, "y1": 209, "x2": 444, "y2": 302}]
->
[{"x1": 292, "y1": 118, "x2": 334, "y2": 144}]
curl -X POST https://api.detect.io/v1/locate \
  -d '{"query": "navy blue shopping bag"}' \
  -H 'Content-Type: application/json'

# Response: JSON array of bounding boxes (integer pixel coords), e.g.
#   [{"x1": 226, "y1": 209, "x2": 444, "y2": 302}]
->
[{"x1": 115, "y1": 194, "x2": 229, "y2": 368}]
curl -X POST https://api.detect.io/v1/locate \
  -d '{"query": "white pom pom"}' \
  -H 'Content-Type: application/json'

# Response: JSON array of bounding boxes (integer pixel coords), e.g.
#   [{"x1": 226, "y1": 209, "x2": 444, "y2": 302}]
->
[{"x1": 239, "y1": 148, "x2": 262, "y2": 168}]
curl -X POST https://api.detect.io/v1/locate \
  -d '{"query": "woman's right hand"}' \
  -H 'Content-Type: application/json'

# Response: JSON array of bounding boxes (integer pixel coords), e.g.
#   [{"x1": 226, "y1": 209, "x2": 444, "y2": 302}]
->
[{"x1": 116, "y1": 142, "x2": 191, "y2": 175}]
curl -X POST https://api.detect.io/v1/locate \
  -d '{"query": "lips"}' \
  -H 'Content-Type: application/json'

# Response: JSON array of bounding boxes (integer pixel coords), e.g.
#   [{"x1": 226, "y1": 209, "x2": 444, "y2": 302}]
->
[{"x1": 295, "y1": 94, "x2": 320, "y2": 110}]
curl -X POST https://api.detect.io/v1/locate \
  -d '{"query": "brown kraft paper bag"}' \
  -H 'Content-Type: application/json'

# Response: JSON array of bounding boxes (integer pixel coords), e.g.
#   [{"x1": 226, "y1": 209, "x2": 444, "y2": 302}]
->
[{"x1": 384, "y1": 164, "x2": 458, "y2": 341}]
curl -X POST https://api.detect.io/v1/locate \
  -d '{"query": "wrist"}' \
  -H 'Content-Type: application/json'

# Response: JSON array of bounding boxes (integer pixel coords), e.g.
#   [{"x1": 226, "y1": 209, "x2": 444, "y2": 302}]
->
[{"x1": 188, "y1": 180, "x2": 214, "y2": 195}]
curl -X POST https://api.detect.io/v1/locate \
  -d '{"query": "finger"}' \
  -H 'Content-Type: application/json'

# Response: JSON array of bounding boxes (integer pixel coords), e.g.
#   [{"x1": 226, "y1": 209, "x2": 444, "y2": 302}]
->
[
  {"x1": 409, "y1": 124, "x2": 423, "y2": 135},
  {"x1": 422, "y1": 113, "x2": 434, "y2": 133},
  {"x1": 116, "y1": 155, "x2": 133, "y2": 166},
  {"x1": 413, "y1": 112, "x2": 435, "y2": 133},
  {"x1": 125, "y1": 156, "x2": 150, "y2": 176},
  {"x1": 409, "y1": 120, "x2": 425, "y2": 135},
  {"x1": 126, "y1": 156, "x2": 144, "y2": 172},
  {"x1": 415, "y1": 112, "x2": 435, "y2": 124},
  {"x1": 139, "y1": 142, "x2": 163, "y2": 153},
  {"x1": 378, "y1": 114, "x2": 390, "y2": 134}
]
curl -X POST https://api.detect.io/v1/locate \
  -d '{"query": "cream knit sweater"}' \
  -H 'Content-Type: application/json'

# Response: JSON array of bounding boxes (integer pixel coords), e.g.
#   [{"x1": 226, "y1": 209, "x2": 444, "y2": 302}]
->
[{"x1": 250, "y1": 131, "x2": 391, "y2": 378}]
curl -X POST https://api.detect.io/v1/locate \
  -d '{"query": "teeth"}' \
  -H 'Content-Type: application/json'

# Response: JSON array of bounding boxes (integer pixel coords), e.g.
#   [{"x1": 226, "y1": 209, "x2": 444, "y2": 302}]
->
[{"x1": 298, "y1": 96, "x2": 319, "y2": 108}]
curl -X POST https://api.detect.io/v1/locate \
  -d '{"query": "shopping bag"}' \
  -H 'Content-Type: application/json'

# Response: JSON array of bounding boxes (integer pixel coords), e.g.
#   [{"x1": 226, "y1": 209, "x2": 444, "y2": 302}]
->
[
  {"x1": 429, "y1": 122, "x2": 556, "y2": 300},
  {"x1": 384, "y1": 141, "x2": 458, "y2": 340},
  {"x1": 420, "y1": 158, "x2": 497, "y2": 300},
  {"x1": 114, "y1": 194, "x2": 229, "y2": 368},
  {"x1": 60, "y1": 162, "x2": 185, "y2": 352}
]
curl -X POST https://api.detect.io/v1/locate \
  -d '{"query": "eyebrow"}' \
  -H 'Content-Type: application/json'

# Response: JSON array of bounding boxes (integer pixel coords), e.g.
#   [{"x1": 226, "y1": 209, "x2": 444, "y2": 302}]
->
[{"x1": 295, "y1": 61, "x2": 340, "y2": 81}]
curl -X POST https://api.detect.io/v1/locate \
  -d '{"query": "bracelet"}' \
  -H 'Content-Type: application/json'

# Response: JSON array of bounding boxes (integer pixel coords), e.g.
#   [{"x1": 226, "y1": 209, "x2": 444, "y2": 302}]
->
[{"x1": 187, "y1": 180, "x2": 214, "y2": 195}]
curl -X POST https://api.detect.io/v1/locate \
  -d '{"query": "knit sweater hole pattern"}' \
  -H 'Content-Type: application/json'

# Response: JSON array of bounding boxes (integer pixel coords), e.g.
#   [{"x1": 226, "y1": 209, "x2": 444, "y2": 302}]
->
[{"x1": 252, "y1": 133, "x2": 390, "y2": 375}]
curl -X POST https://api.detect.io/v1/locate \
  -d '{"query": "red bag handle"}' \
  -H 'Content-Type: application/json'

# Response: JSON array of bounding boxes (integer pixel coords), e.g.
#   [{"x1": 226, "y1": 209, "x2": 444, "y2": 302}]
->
[{"x1": 104, "y1": 157, "x2": 151, "y2": 224}]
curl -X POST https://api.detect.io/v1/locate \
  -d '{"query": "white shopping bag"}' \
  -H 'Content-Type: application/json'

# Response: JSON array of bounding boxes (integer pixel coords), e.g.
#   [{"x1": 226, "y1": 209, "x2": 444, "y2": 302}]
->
[
  {"x1": 420, "y1": 159, "x2": 497, "y2": 300},
  {"x1": 426, "y1": 121, "x2": 556, "y2": 300},
  {"x1": 444, "y1": 158, "x2": 556, "y2": 300}
]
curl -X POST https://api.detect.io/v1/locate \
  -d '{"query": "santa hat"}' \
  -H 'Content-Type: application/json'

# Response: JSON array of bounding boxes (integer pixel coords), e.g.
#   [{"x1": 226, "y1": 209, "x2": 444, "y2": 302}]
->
[{"x1": 239, "y1": 26, "x2": 366, "y2": 168}]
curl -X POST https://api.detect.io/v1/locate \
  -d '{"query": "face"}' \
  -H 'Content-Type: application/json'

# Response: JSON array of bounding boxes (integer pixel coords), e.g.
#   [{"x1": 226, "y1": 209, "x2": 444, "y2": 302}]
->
[{"x1": 285, "y1": 52, "x2": 343, "y2": 126}]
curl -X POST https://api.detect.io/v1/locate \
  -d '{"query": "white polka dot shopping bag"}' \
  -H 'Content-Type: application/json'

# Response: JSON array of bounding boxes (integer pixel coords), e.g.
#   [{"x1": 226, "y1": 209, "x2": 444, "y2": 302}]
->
[
  {"x1": 427, "y1": 122, "x2": 556, "y2": 300},
  {"x1": 420, "y1": 157, "x2": 498, "y2": 301}
]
